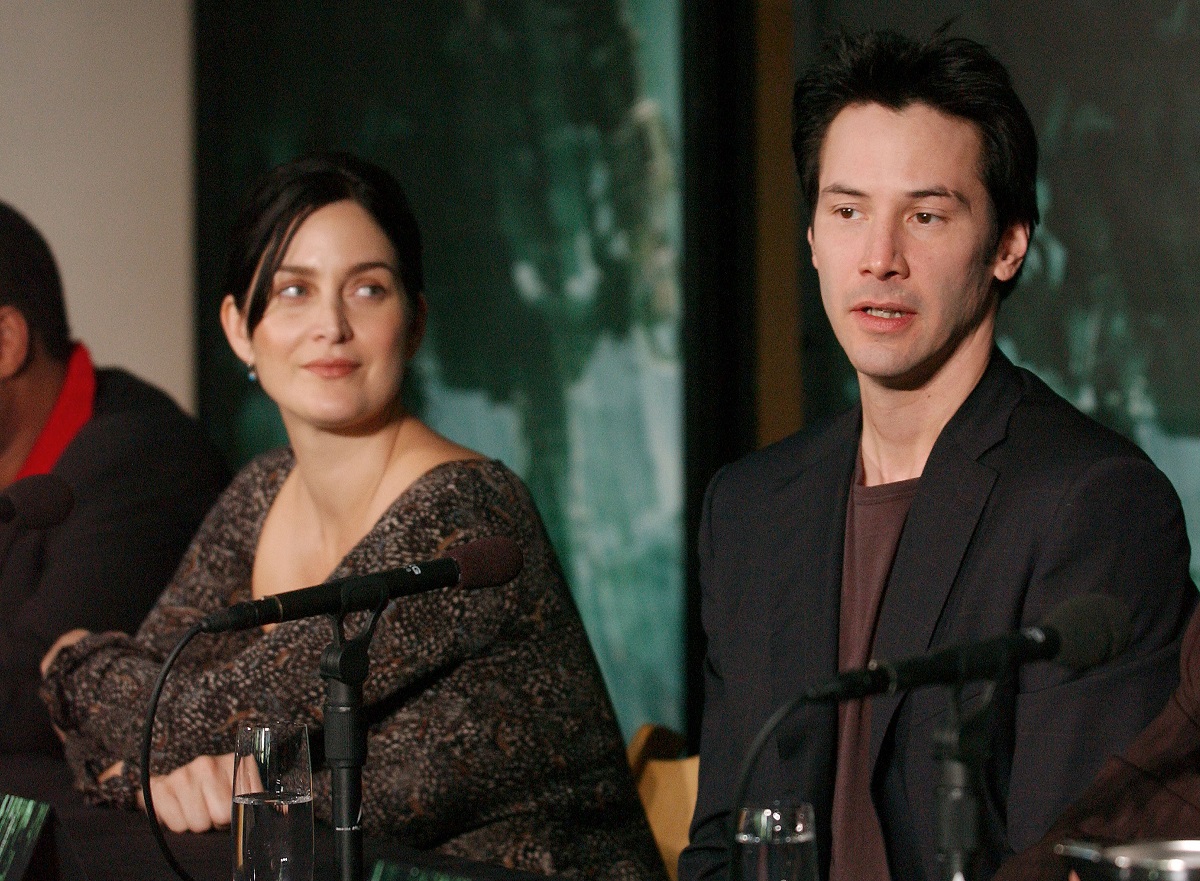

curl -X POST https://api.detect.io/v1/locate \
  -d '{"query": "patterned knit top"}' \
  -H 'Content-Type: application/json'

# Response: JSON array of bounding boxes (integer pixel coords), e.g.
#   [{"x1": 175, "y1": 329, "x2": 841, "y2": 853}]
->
[{"x1": 42, "y1": 450, "x2": 664, "y2": 880}]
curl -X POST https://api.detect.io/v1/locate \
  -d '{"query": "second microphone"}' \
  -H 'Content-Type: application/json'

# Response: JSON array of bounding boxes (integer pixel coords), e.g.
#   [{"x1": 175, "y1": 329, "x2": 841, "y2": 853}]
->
[{"x1": 200, "y1": 536, "x2": 524, "y2": 633}]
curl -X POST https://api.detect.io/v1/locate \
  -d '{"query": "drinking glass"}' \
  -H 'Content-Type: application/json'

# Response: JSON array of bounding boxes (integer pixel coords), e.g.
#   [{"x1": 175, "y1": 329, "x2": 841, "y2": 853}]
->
[
  {"x1": 231, "y1": 721, "x2": 314, "y2": 881},
  {"x1": 734, "y1": 803, "x2": 819, "y2": 881}
]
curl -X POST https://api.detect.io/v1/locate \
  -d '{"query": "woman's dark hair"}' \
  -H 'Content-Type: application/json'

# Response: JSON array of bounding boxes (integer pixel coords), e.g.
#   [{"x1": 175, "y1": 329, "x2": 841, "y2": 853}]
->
[
  {"x1": 793, "y1": 29, "x2": 1039, "y2": 298},
  {"x1": 0, "y1": 201, "x2": 72, "y2": 363},
  {"x1": 224, "y1": 152, "x2": 424, "y2": 334}
]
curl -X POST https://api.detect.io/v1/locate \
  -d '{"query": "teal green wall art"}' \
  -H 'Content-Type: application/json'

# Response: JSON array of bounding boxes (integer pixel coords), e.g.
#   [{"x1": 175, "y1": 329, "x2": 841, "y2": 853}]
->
[{"x1": 196, "y1": 1, "x2": 684, "y2": 737}]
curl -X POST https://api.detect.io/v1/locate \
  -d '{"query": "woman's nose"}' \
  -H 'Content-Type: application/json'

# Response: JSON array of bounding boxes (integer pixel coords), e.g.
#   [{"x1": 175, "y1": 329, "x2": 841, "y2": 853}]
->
[{"x1": 312, "y1": 292, "x2": 352, "y2": 341}]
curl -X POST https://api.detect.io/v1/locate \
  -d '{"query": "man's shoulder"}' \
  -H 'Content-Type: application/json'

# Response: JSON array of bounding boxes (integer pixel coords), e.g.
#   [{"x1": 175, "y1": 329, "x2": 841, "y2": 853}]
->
[
  {"x1": 85, "y1": 367, "x2": 209, "y2": 442},
  {"x1": 91, "y1": 367, "x2": 186, "y2": 417},
  {"x1": 706, "y1": 408, "x2": 859, "y2": 510},
  {"x1": 1000, "y1": 365, "x2": 1152, "y2": 469},
  {"x1": 56, "y1": 367, "x2": 228, "y2": 485}
]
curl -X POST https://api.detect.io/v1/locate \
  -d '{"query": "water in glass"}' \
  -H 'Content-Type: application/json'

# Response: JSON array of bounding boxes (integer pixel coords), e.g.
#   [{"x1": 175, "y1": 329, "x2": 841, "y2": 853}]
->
[
  {"x1": 735, "y1": 804, "x2": 819, "y2": 881},
  {"x1": 232, "y1": 791, "x2": 314, "y2": 881},
  {"x1": 231, "y1": 722, "x2": 313, "y2": 881}
]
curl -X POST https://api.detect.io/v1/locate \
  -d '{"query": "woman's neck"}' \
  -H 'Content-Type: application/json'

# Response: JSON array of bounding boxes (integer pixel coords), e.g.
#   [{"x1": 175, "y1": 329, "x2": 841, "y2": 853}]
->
[
  {"x1": 281, "y1": 413, "x2": 483, "y2": 568},
  {"x1": 284, "y1": 414, "x2": 416, "y2": 559}
]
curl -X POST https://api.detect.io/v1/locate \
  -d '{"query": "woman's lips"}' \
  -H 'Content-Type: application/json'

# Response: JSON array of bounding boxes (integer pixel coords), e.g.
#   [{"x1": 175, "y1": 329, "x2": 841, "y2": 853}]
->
[{"x1": 303, "y1": 359, "x2": 358, "y2": 379}]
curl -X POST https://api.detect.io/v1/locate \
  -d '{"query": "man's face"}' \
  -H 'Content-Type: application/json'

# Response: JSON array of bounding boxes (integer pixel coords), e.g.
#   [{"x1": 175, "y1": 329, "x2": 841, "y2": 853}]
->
[{"x1": 808, "y1": 102, "x2": 1027, "y2": 391}]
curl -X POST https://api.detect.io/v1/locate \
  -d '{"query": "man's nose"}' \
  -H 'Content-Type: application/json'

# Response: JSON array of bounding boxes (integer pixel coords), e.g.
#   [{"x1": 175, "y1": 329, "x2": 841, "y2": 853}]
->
[{"x1": 859, "y1": 220, "x2": 909, "y2": 280}]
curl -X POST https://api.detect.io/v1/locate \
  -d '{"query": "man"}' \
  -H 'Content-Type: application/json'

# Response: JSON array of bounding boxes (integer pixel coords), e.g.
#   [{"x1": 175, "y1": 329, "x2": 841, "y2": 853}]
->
[
  {"x1": 679, "y1": 30, "x2": 1196, "y2": 881},
  {"x1": 0, "y1": 200, "x2": 228, "y2": 753}
]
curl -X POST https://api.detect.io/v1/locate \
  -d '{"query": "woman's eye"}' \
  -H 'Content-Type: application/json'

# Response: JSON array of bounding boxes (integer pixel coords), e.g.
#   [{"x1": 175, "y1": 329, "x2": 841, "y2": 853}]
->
[
  {"x1": 277, "y1": 284, "x2": 305, "y2": 298},
  {"x1": 353, "y1": 283, "x2": 386, "y2": 298}
]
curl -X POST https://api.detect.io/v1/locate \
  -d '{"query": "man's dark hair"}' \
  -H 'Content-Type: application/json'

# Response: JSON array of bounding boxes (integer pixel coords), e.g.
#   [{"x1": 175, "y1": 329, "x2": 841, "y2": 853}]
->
[
  {"x1": 793, "y1": 29, "x2": 1039, "y2": 298},
  {"x1": 225, "y1": 151, "x2": 424, "y2": 336},
  {"x1": 0, "y1": 201, "x2": 73, "y2": 362}
]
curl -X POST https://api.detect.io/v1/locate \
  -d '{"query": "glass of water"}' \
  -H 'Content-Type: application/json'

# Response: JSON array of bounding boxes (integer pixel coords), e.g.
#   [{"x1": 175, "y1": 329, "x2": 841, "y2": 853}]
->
[
  {"x1": 734, "y1": 803, "x2": 819, "y2": 881},
  {"x1": 231, "y1": 721, "x2": 314, "y2": 881}
]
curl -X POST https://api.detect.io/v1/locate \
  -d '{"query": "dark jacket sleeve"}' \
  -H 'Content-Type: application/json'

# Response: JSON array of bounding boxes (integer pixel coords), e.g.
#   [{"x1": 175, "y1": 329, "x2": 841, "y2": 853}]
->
[
  {"x1": 1003, "y1": 456, "x2": 1196, "y2": 853},
  {"x1": 0, "y1": 373, "x2": 227, "y2": 754},
  {"x1": 995, "y1": 607, "x2": 1200, "y2": 881},
  {"x1": 680, "y1": 467, "x2": 743, "y2": 881}
]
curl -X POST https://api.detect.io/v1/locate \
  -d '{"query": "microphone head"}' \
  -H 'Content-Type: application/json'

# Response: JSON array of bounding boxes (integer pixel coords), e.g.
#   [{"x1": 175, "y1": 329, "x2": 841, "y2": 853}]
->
[
  {"x1": 447, "y1": 536, "x2": 524, "y2": 589},
  {"x1": 1, "y1": 474, "x2": 75, "y2": 528},
  {"x1": 1042, "y1": 594, "x2": 1132, "y2": 673}
]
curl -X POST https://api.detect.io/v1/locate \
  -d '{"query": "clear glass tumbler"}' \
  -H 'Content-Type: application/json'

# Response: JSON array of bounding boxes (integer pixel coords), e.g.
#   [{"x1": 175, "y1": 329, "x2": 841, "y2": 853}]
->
[
  {"x1": 231, "y1": 721, "x2": 314, "y2": 881},
  {"x1": 734, "y1": 802, "x2": 819, "y2": 881}
]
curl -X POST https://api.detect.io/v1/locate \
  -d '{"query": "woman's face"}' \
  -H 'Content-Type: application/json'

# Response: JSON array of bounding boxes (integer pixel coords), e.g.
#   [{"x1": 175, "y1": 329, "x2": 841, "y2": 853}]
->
[{"x1": 221, "y1": 199, "x2": 425, "y2": 436}]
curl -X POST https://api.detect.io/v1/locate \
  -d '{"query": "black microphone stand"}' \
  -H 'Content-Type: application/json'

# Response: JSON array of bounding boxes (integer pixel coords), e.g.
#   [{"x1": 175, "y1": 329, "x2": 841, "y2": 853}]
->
[
  {"x1": 933, "y1": 672, "x2": 1004, "y2": 881},
  {"x1": 320, "y1": 599, "x2": 388, "y2": 881}
]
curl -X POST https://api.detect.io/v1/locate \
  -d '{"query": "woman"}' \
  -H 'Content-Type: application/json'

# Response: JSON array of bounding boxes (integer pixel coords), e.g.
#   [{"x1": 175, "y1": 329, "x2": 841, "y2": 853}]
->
[{"x1": 40, "y1": 153, "x2": 663, "y2": 881}]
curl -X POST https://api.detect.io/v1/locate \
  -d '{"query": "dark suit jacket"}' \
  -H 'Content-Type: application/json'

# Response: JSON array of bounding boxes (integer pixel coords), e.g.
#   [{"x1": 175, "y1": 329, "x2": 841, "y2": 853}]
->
[
  {"x1": 995, "y1": 604, "x2": 1200, "y2": 881},
  {"x1": 679, "y1": 350, "x2": 1197, "y2": 881},
  {"x1": 0, "y1": 368, "x2": 228, "y2": 754}
]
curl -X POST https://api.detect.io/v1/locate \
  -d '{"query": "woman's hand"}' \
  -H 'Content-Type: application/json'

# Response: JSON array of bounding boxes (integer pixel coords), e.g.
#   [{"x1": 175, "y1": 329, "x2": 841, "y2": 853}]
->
[
  {"x1": 133, "y1": 754, "x2": 236, "y2": 833},
  {"x1": 41, "y1": 628, "x2": 90, "y2": 676}
]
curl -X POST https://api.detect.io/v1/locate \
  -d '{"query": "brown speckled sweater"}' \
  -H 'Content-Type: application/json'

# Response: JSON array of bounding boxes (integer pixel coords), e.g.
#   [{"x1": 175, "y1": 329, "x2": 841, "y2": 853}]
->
[{"x1": 42, "y1": 450, "x2": 665, "y2": 881}]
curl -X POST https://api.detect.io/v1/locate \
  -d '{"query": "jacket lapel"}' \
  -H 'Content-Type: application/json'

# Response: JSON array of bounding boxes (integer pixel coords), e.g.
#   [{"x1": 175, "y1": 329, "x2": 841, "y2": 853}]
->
[
  {"x1": 868, "y1": 350, "x2": 1025, "y2": 767},
  {"x1": 768, "y1": 410, "x2": 860, "y2": 785}
]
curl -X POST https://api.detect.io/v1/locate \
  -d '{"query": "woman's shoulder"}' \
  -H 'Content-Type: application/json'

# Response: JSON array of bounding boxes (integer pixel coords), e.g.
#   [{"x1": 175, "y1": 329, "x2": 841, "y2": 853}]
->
[
  {"x1": 188, "y1": 447, "x2": 294, "y2": 545},
  {"x1": 365, "y1": 457, "x2": 546, "y2": 560},
  {"x1": 405, "y1": 457, "x2": 523, "y2": 500},
  {"x1": 218, "y1": 447, "x2": 295, "y2": 501}
]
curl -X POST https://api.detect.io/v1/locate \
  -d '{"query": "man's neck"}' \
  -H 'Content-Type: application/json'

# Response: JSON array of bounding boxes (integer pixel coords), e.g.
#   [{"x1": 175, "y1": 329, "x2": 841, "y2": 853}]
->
[
  {"x1": 0, "y1": 356, "x2": 69, "y2": 488},
  {"x1": 858, "y1": 326, "x2": 994, "y2": 487}
]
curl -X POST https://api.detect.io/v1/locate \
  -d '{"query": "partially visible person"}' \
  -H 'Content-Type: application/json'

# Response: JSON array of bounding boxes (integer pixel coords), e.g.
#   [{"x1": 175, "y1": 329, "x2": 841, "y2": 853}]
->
[
  {"x1": 0, "y1": 200, "x2": 228, "y2": 755},
  {"x1": 995, "y1": 603, "x2": 1200, "y2": 881},
  {"x1": 39, "y1": 154, "x2": 663, "y2": 881}
]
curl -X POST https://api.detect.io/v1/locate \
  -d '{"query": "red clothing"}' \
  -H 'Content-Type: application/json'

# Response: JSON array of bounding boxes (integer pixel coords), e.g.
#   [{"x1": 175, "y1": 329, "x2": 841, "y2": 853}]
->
[{"x1": 15, "y1": 344, "x2": 96, "y2": 479}]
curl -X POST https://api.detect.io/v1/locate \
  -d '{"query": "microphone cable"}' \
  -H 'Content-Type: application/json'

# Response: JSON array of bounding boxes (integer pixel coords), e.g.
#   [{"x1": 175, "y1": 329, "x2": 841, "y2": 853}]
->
[{"x1": 140, "y1": 622, "x2": 205, "y2": 881}]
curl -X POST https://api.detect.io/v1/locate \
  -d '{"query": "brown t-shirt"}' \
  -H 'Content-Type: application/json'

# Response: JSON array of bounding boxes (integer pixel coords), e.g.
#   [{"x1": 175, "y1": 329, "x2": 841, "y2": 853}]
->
[{"x1": 829, "y1": 459, "x2": 919, "y2": 881}]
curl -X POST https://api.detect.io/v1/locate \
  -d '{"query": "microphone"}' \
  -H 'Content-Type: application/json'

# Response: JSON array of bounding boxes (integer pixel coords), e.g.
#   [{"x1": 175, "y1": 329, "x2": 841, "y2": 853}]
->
[
  {"x1": 0, "y1": 474, "x2": 75, "y2": 528},
  {"x1": 724, "y1": 593, "x2": 1134, "y2": 859},
  {"x1": 200, "y1": 535, "x2": 524, "y2": 633},
  {"x1": 807, "y1": 594, "x2": 1132, "y2": 702}
]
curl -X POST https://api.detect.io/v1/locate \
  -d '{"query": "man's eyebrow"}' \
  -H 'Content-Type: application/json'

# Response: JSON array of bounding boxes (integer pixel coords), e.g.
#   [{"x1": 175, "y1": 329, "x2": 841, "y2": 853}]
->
[
  {"x1": 908, "y1": 186, "x2": 971, "y2": 208},
  {"x1": 819, "y1": 184, "x2": 973, "y2": 208},
  {"x1": 819, "y1": 184, "x2": 867, "y2": 198}
]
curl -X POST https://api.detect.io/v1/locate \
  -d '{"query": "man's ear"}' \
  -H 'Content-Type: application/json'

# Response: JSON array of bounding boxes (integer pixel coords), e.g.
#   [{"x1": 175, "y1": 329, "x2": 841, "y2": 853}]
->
[
  {"x1": 219, "y1": 294, "x2": 254, "y2": 367},
  {"x1": 993, "y1": 222, "x2": 1030, "y2": 283},
  {"x1": 0, "y1": 306, "x2": 31, "y2": 380}
]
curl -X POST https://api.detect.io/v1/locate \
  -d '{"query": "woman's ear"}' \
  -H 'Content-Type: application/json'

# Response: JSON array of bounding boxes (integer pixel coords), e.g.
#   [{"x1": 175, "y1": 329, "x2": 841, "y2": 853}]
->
[
  {"x1": 405, "y1": 293, "x2": 428, "y2": 360},
  {"x1": 219, "y1": 294, "x2": 254, "y2": 367}
]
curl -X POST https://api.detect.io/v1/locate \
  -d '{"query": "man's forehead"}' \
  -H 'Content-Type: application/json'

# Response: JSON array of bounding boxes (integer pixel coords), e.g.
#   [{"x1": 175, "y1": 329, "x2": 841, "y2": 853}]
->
[{"x1": 816, "y1": 101, "x2": 987, "y2": 196}]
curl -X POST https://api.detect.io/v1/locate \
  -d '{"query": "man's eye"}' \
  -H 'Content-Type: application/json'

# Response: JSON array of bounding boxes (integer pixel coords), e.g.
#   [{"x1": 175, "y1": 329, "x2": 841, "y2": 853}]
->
[
  {"x1": 914, "y1": 212, "x2": 938, "y2": 224},
  {"x1": 837, "y1": 207, "x2": 858, "y2": 219}
]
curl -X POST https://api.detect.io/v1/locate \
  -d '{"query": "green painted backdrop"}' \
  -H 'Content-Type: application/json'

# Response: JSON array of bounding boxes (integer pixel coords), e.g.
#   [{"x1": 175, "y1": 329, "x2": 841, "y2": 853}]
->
[{"x1": 195, "y1": 1, "x2": 684, "y2": 738}]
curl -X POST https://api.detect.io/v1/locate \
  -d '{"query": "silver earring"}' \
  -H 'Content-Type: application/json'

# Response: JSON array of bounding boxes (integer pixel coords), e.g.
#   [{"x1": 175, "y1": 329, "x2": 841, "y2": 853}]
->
[{"x1": 247, "y1": 364, "x2": 257, "y2": 383}]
